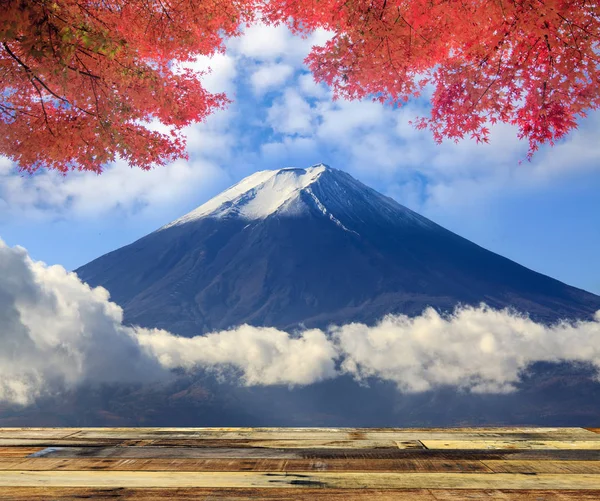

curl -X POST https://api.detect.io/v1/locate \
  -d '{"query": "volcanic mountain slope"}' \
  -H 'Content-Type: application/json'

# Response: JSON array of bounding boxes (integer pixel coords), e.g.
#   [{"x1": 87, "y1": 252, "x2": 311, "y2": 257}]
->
[{"x1": 76, "y1": 164, "x2": 600, "y2": 336}]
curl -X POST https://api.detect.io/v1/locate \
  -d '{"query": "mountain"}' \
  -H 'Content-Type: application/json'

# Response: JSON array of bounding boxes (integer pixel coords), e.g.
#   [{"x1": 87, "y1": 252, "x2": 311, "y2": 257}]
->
[
  {"x1": 76, "y1": 164, "x2": 600, "y2": 337},
  {"x1": 5, "y1": 163, "x2": 600, "y2": 428}
]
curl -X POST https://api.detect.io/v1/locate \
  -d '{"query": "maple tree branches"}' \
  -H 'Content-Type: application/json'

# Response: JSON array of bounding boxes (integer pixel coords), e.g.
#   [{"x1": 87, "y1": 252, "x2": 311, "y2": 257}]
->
[
  {"x1": 0, "y1": 0, "x2": 246, "y2": 172},
  {"x1": 1, "y1": 0, "x2": 599, "y2": 173}
]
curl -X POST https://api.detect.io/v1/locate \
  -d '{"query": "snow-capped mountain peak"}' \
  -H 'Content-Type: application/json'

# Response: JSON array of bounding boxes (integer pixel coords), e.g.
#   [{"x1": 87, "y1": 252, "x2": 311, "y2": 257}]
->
[
  {"x1": 163, "y1": 164, "x2": 331, "y2": 228},
  {"x1": 160, "y1": 163, "x2": 437, "y2": 233}
]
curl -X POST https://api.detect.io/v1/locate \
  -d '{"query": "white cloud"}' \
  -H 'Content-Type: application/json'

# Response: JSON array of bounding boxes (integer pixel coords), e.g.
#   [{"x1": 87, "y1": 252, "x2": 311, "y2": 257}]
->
[
  {"x1": 0, "y1": 240, "x2": 336, "y2": 405},
  {"x1": 297, "y1": 73, "x2": 328, "y2": 98},
  {"x1": 229, "y1": 23, "x2": 332, "y2": 65},
  {"x1": 267, "y1": 89, "x2": 315, "y2": 135},
  {"x1": 0, "y1": 157, "x2": 227, "y2": 220},
  {"x1": 231, "y1": 23, "x2": 292, "y2": 61},
  {"x1": 138, "y1": 327, "x2": 337, "y2": 386},
  {"x1": 250, "y1": 63, "x2": 295, "y2": 95},
  {"x1": 2, "y1": 240, "x2": 600, "y2": 406},
  {"x1": 0, "y1": 239, "x2": 165, "y2": 405},
  {"x1": 180, "y1": 52, "x2": 238, "y2": 95},
  {"x1": 335, "y1": 307, "x2": 600, "y2": 393}
]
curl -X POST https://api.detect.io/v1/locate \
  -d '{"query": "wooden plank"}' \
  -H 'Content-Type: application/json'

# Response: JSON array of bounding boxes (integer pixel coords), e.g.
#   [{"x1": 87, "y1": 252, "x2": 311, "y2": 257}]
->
[
  {"x1": 586, "y1": 428, "x2": 600, "y2": 434},
  {"x1": 0, "y1": 438, "x2": 145, "y2": 447},
  {"x1": 421, "y1": 440, "x2": 600, "y2": 450},
  {"x1": 0, "y1": 430, "x2": 81, "y2": 439},
  {"x1": 430, "y1": 491, "x2": 600, "y2": 500},
  {"x1": 31, "y1": 446, "x2": 600, "y2": 460},
  {"x1": 146, "y1": 439, "x2": 422, "y2": 449},
  {"x1": 2, "y1": 471, "x2": 600, "y2": 489},
  {"x1": 0, "y1": 457, "x2": 492, "y2": 472},
  {"x1": 0, "y1": 438, "x2": 418, "y2": 449},
  {"x1": 0, "y1": 459, "x2": 27, "y2": 469},
  {"x1": 5, "y1": 488, "x2": 600, "y2": 501},
  {"x1": 0, "y1": 487, "x2": 440, "y2": 500},
  {"x1": 0, "y1": 447, "x2": 43, "y2": 458},
  {"x1": 70, "y1": 428, "x2": 599, "y2": 441},
  {"x1": 46, "y1": 427, "x2": 590, "y2": 433},
  {"x1": 483, "y1": 460, "x2": 600, "y2": 474}
]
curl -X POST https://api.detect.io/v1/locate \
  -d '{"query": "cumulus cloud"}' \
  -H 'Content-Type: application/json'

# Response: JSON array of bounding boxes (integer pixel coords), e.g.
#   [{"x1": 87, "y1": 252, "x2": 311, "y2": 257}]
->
[
  {"x1": 138, "y1": 327, "x2": 337, "y2": 386},
  {"x1": 179, "y1": 53, "x2": 238, "y2": 95},
  {"x1": 334, "y1": 307, "x2": 600, "y2": 393},
  {"x1": 267, "y1": 89, "x2": 316, "y2": 135},
  {"x1": 0, "y1": 239, "x2": 165, "y2": 405},
  {"x1": 229, "y1": 23, "x2": 332, "y2": 64},
  {"x1": 2, "y1": 239, "x2": 600, "y2": 406},
  {"x1": 0, "y1": 158, "x2": 227, "y2": 221},
  {"x1": 0, "y1": 239, "x2": 336, "y2": 405},
  {"x1": 250, "y1": 63, "x2": 295, "y2": 95}
]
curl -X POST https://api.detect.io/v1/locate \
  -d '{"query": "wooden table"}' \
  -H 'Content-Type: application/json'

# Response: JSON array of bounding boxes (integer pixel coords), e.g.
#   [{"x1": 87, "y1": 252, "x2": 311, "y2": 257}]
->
[{"x1": 1, "y1": 427, "x2": 600, "y2": 499}]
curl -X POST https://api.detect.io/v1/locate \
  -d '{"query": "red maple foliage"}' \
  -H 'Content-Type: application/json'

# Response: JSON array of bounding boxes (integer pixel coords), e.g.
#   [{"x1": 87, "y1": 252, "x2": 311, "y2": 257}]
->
[
  {"x1": 1, "y1": 0, "x2": 598, "y2": 172},
  {"x1": 267, "y1": 0, "x2": 600, "y2": 158},
  {"x1": 0, "y1": 0, "x2": 255, "y2": 172}
]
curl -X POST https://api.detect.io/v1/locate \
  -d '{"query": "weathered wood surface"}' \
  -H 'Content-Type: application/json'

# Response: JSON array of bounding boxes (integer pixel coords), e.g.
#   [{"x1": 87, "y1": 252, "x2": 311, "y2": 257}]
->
[
  {"x1": 422, "y1": 439, "x2": 600, "y2": 450},
  {"x1": 7, "y1": 488, "x2": 600, "y2": 500},
  {"x1": 0, "y1": 457, "x2": 493, "y2": 472},
  {"x1": 0, "y1": 427, "x2": 600, "y2": 500},
  {"x1": 4, "y1": 471, "x2": 600, "y2": 489},
  {"x1": 30, "y1": 445, "x2": 600, "y2": 460}
]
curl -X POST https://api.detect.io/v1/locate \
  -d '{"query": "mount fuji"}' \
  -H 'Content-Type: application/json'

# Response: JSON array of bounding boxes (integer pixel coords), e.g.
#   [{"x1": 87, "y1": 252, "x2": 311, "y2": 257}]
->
[{"x1": 76, "y1": 164, "x2": 600, "y2": 337}]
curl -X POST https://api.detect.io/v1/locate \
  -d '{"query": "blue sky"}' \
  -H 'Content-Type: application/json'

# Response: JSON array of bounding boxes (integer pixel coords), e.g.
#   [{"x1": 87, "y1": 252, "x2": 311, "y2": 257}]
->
[{"x1": 1, "y1": 23, "x2": 599, "y2": 295}]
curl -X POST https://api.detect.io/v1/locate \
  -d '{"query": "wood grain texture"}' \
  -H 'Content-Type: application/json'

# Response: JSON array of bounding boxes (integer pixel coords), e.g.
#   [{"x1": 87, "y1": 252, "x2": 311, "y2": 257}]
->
[
  {"x1": 0, "y1": 438, "x2": 133, "y2": 447},
  {"x1": 421, "y1": 440, "x2": 600, "y2": 450},
  {"x1": 0, "y1": 438, "x2": 421, "y2": 449},
  {"x1": 430, "y1": 491, "x2": 600, "y2": 500},
  {"x1": 0, "y1": 457, "x2": 492, "y2": 472},
  {"x1": 0, "y1": 430, "x2": 81, "y2": 439},
  {"x1": 0, "y1": 487, "x2": 439, "y2": 500},
  {"x1": 31, "y1": 445, "x2": 600, "y2": 460},
  {"x1": 1, "y1": 427, "x2": 600, "y2": 499},
  {"x1": 0, "y1": 447, "x2": 43, "y2": 458},
  {"x1": 70, "y1": 428, "x2": 599, "y2": 441},
  {"x1": 4, "y1": 488, "x2": 600, "y2": 501},
  {"x1": 482, "y1": 460, "x2": 600, "y2": 474},
  {"x1": 2, "y1": 471, "x2": 600, "y2": 489},
  {"x1": 147, "y1": 439, "x2": 422, "y2": 449},
  {"x1": 52, "y1": 427, "x2": 590, "y2": 433}
]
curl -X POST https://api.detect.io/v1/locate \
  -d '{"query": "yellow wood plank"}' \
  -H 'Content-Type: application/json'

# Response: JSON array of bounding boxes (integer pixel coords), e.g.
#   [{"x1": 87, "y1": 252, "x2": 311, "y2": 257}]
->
[
  {"x1": 0, "y1": 430, "x2": 81, "y2": 439},
  {"x1": 0, "y1": 447, "x2": 44, "y2": 458},
  {"x1": 430, "y1": 490, "x2": 600, "y2": 500},
  {"x1": 421, "y1": 440, "x2": 600, "y2": 450},
  {"x1": 0, "y1": 438, "x2": 140, "y2": 447},
  {"x1": 482, "y1": 460, "x2": 600, "y2": 474},
  {"x1": 1, "y1": 471, "x2": 600, "y2": 489},
  {"x1": 0, "y1": 459, "x2": 27, "y2": 469},
  {"x1": 41, "y1": 427, "x2": 588, "y2": 433}
]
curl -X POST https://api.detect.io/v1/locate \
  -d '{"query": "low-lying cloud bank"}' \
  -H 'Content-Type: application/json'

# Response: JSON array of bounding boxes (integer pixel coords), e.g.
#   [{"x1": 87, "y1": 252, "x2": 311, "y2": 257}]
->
[{"x1": 1, "y1": 239, "x2": 599, "y2": 405}]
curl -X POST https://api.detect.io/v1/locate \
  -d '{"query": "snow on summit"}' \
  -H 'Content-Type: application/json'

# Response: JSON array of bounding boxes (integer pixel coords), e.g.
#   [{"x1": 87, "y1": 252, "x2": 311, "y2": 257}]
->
[
  {"x1": 164, "y1": 164, "x2": 329, "y2": 227},
  {"x1": 161, "y1": 163, "x2": 435, "y2": 231}
]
